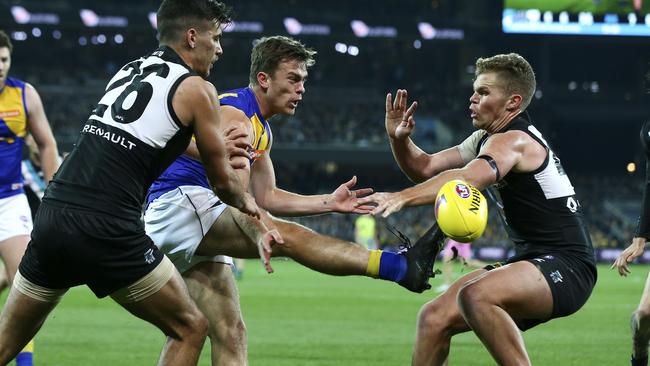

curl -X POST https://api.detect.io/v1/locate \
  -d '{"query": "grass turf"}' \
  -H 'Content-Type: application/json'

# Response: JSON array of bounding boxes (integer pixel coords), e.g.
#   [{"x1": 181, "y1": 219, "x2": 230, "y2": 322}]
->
[{"x1": 0, "y1": 261, "x2": 644, "y2": 365}]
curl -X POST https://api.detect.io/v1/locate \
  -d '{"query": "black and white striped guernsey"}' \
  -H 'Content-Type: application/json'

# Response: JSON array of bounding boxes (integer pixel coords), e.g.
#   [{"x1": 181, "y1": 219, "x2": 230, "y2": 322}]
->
[
  {"x1": 45, "y1": 46, "x2": 195, "y2": 219},
  {"x1": 462, "y1": 114, "x2": 594, "y2": 264}
]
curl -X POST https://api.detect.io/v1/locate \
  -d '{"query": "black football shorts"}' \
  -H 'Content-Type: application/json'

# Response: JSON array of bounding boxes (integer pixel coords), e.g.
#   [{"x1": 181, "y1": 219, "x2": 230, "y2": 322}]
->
[{"x1": 19, "y1": 201, "x2": 165, "y2": 298}]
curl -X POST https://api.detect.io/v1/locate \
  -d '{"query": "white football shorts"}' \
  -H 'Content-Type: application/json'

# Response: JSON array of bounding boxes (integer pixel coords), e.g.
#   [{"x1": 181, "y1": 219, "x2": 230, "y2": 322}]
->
[
  {"x1": 0, "y1": 193, "x2": 33, "y2": 242},
  {"x1": 144, "y1": 185, "x2": 232, "y2": 274}
]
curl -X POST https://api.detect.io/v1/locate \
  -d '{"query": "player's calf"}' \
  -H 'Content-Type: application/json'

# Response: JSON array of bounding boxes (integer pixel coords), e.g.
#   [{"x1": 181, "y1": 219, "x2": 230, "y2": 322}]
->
[{"x1": 632, "y1": 311, "x2": 650, "y2": 365}]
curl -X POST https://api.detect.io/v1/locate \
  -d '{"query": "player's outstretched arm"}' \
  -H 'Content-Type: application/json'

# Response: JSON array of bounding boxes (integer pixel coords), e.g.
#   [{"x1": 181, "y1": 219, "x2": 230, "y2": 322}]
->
[
  {"x1": 250, "y1": 154, "x2": 373, "y2": 216},
  {"x1": 25, "y1": 83, "x2": 60, "y2": 182},
  {"x1": 360, "y1": 130, "x2": 526, "y2": 217},
  {"x1": 173, "y1": 76, "x2": 259, "y2": 218},
  {"x1": 385, "y1": 89, "x2": 465, "y2": 183}
]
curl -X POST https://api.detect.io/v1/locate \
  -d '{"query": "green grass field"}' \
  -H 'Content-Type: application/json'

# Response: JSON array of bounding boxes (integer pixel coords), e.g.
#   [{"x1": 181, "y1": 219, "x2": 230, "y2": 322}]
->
[{"x1": 0, "y1": 261, "x2": 645, "y2": 365}]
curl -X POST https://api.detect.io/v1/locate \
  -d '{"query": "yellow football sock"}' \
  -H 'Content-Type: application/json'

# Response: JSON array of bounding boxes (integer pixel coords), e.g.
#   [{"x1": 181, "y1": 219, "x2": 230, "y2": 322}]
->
[{"x1": 365, "y1": 250, "x2": 382, "y2": 278}]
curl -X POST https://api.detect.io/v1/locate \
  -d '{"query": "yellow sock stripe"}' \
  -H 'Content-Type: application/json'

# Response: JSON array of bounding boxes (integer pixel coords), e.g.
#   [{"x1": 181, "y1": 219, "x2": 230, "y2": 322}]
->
[
  {"x1": 366, "y1": 250, "x2": 383, "y2": 278},
  {"x1": 20, "y1": 339, "x2": 34, "y2": 353}
]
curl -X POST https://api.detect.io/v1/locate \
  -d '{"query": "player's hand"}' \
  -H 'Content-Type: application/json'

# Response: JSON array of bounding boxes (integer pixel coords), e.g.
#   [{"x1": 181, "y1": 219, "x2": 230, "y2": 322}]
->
[
  {"x1": 223, "y1": 126, "x2": 251, "y2": 169},
  {"x1": 612, "y1": 237, "x2": 646, "y2": 277},
  {"x1": 257, "y1": 228, "x2": 283, "y2": 274},
  {"x1": 357, "y1": 191, "x2": 407, "y2": 218},
  {"x1": 238, "y1": 192, "x2": 261, "y2": 219},
  {"x1": 330, "y1": 176, "x2": 375, "y2": 214},
  {"x1": 385, "y1": 89, "x2": 418, "y2": 141},
  {"x1": 256, "y1": 215, "x2": 284, "y2": 273}
]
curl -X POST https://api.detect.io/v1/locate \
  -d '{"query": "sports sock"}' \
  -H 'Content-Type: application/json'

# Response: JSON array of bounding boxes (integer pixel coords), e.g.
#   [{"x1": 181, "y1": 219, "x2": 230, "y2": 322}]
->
[
  {"x1": 365, "y1": 250, "x2": 407, "y2": 282},
  {"x1": 16, "y1": 340, "x2": 34, "y2": 366}
]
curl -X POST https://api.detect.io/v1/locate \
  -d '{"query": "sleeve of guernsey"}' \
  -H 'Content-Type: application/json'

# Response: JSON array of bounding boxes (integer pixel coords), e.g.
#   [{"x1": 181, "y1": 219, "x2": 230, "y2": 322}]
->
[
  {"x1": 218, "y1": 91, "x2": 244, "y2": 110},
  {"x1": 638, "y1": 158, "x2": 650, "y2": 238},
  {"x1": 457, "y1": 130, "x2": 487, "y2": 164},
  {"x1": 637, "y1": 121, "x2": 650, "y2": 239}
]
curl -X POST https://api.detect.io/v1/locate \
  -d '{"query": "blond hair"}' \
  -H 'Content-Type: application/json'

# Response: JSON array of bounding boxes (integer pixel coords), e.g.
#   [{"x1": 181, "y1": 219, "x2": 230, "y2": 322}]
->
[{"x1": 475, "y1": 53, "x2": 536, "y2": 110}]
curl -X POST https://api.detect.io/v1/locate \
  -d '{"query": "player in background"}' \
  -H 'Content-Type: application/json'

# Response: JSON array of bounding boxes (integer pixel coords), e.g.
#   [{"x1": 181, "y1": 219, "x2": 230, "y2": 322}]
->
[
  {"x1": 145, "y1": 35, "x2": 445, "y2": 365},
  {"x1": 0, "y1": 1, "x2": 262, "y2": 364},
  {"x1": 613, "y1": 118, "x2": 650, "y2": 366},
  {"x1": 359, "y1": 53, "x2": 596, "y2": 365},
  {"x1": 434, "y1": 239, "x2": 484, "y2": 293},
  {"x1": 0, "y1": 29, "x2": 60, "y2": 366},
  {"x1": 355, "y1": 214, "x2": 379, "y2": 250}
]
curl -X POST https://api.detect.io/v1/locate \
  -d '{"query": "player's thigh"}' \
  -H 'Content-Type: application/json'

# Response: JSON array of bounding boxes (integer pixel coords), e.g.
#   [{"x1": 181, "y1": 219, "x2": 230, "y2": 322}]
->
[
  {"x1": 0, "y1": 194, "x2": 33, "y2": 279},
  {"x1": 183, "y1": 262, "x2": 242, "y2": 324},
  {"x1": 197, "y1": 207, "x2": 260, "y2": 258},
  {"x1": 460, "y1": 261, "x2": 553, "y2": 322},
  {"x1": 0, "y1": 235, "x2": 30, "y2": 281}
]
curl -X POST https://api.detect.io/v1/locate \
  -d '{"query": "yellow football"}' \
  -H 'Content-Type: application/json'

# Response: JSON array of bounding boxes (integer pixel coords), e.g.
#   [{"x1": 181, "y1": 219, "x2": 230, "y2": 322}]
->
[{"x1": 434, "y1": 180, "x2": 488, "y2": 243}]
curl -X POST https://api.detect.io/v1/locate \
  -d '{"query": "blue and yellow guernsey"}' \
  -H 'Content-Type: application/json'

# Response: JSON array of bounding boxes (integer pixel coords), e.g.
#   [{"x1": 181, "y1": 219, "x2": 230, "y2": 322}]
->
[
  {"x1": 146, "y1": 86, "x2": 272, "y2": 205},
  {"x1": 0, "y1": 77, "x2": 28, "y2": 199}
]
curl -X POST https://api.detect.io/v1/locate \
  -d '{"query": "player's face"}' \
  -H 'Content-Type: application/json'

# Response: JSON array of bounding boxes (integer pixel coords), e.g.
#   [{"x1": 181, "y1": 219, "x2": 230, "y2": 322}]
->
[
  {"x1": 266, "y1": 59, "x2": 308, "y2": 116},
  {"x1": 0, "y1": 47, "x2": 11, "y2": 88},
  {"x1": 194, "y1": 21, "x2": 223, "y2": 78},
  {"x1": 469, "y1": 72, "x2": 511, "y2": 130}
]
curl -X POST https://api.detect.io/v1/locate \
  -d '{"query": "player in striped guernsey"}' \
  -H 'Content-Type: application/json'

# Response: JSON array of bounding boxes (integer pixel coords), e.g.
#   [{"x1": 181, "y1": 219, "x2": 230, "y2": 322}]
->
[
  {"x1": 0, "y1": 2, "x2": 261, "y2": 365},
  {"x1": 360, "y1": 53, "x2": 596, "y2": 365},
  {"x1": 145, "y1": 35, "x2": 443, "y2": 365},
  {"x1": 0, "y1": 29, "x2": 60, "y2": 366},
  {"x1": 613, "y1": 118, "x2": 650, "y2": 366}
]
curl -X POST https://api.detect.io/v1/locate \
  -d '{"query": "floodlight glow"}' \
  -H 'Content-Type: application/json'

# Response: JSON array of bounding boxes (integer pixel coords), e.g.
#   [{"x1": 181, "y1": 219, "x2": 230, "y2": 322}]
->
[
  {"x1": 351, "y1": 20, "x2": 369, "y2": 37},
  {"x1": 11, "y1": 31, "x2": 27, "y2": 41},
  {"x1": 284, "y1": 17, "x2": 302, "y2": 35},
  {"x1": 418, "y1": 22, "x2": 435, "y2": 39}
]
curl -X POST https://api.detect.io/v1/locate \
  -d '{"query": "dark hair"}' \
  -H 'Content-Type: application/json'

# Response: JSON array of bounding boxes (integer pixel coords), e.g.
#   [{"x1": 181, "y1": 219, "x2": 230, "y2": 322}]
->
[
  {"x1": 0, "y1": 30, "x2": 13, "y2": 52},
  {"x1": 249, "y1": 36, "x2": 316, "y2": 85},
  {"x1": 157, "y1": 0, "x2": 233, "y2": 43},
  {"x1": 475, "y1": 53, "x2": 536, "y2": 110}
]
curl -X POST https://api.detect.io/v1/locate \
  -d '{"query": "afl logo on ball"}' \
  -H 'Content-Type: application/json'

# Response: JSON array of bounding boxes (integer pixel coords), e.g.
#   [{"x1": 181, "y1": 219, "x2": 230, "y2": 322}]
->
[{"x1": 455, "y1": 183, "x2": 471, "y2": 199}]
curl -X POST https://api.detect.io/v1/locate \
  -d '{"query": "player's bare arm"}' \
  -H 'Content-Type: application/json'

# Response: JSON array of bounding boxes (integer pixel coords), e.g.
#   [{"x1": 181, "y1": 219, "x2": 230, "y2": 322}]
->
[
  {"x1": 173, "y1": 76, "x2": 259, "y2": 218},
  {"x1": 386, "y1": 89, "x2": 465, "y2": 183},
  {"x1": 24, "y1": 83, "x2": 60, "y2": 182},
  {"x1": 249, "y1": 152, "x2": 373, "y2": 216},
  {"x1": 217, "y1": 105, "x2": 256, "y2": 189},
  {"x1": 360, "y1": 130, "x2": 538, "y2": 217}
]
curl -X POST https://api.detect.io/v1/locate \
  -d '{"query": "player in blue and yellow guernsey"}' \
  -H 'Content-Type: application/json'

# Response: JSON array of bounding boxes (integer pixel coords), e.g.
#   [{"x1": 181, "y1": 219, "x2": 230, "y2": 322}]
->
[
  {"x1": 0, "y1": 30, "x2": 60, "y2": 366},
  {"x1": 144, "y1": 36, "x2": 444, "y2": 365}
]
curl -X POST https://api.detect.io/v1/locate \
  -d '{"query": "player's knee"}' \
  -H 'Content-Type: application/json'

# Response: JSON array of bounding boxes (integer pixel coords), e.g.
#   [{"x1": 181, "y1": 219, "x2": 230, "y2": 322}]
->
[
  {"x1": 225, "y1": 318, "x2": 247, "y2": 346},
  {"x1": 175, "y1": 309, "x2": 208, "y2": 343},
  {"x1": 456, "y1": 281, "x2": 488, "y2": 318},
  {"x1": 270, "y1": 222, "x2": 312, "y2": 256},
  {"x1": 634, "y1": 308, "x2": 650, "y2": 334},
  {"x1": 637, "y1": 306, "x2": 650, "y2": 323},
  {"x1": 417, "y1": 300, "x2": 453, "y2": 337}
]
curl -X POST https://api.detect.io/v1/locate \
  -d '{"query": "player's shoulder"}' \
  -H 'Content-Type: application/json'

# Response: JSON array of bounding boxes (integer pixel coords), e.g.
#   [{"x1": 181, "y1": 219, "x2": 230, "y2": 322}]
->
[
  {"x1": 5, "y1": 77, "x2": 25, "y2": 88},
  {"x1": 218, "y1": 87, "x2": 252, "y2": 110},
  {"x1": 177, "y1": 77, "x2": 217, "y2": 101}
]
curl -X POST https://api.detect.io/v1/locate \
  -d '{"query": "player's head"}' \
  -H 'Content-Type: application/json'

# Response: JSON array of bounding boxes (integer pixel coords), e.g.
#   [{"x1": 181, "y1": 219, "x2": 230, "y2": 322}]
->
[
  {"x1": 157, "y1": 0, "x2": 233, "y2": 78},
  {"x1": 470, "y1": 53, "x2": 536, "y2": 129},
  {"x1": 0, "y1": 30, "x2": 13, "y2": 88},
  {"x1": 249, "y1": 36, "x2": 316, "y2": 116}
]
